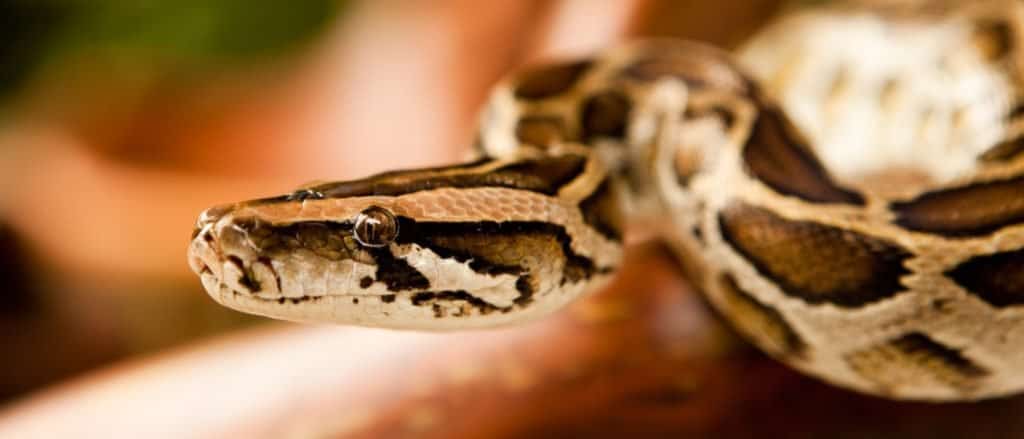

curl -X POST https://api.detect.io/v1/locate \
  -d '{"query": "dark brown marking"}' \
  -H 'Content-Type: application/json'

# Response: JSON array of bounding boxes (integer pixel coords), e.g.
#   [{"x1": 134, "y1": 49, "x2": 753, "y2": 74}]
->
[
  {"x1": 581, "y1": 90, "x2": 631, "y2": 142},
  {"x1": 381, "y1": 294, "x2": 396, "y2": 303},
  {"x1": 846, "y1": 332, "x2": 988, "y2": 393},
  {"x1": 578, "y1": 179, "x2": 624, "y2": 242},
  {"x1": 246, "y1": 159, "x2": 496, "y2": 206},
  {"x1": 980, "y1": 136, "x2": 1024, "y2": 162},
  {"x1": 368, "y1": 247, "x2": 430, "y2": 292},
  {"x1": 514, "y1": 276, "x2": 534, "y2": 306},
  {"x1": 514, "y1": 60, "x2": 592, "y2": 99},
  {"x1": 491, "y1": 155, "x2": 587, "y2": 196},
  {"x1": 515, "y1": 116, "x2": 566, "y2": 146},
  {"x1": 258, "y1": 257, "x2": 282, "y2": 293},
  {"x1": 227, "y1": 255, "x2": 261, "y2": 293},
  {"x1": 743, "y1": 106, "x2": 864, "y2": 205},
  {"x1": 1009, "y1": 103, "x2": 1024, "y2": 120},
  {"x1": 972, "y1": 20, "x2": 1013, "y2": 61},
  {"x1": 359, "y1": 276, "x2": 374, "y2": 288},
  {"x1": 892, "y1": 175, "x2": 1024, "y2": 237},
  {"x1": 240, "y1": 220, "x2": 358, "y2": 263},
  {"x1": 717, "y1": 274, "x2": 805, "y2": 357},
  {"x1": 314, "y1": 155, "x2": 587, "y2": 199},
  {"x1": 948, "y1": 248, "x2": 1024, "y2": 307},
  {"x1": 395, "y1": 218, "x2": 611, "y2": 287},
  {"x1": 396, "y1": 217, "x2": 523, "y2": 278},
  {"x1": 691, "y1": 225, "x2": 704, "y2": 245},
  {"x1": 276, "y1": 296, "x2": 321, "y2": 304},
  {"x1": 411, "y1": 290, "x2": 509, "y2": 315},
  {"x1": 719, "y1": 203, "x2": 910, "y2": 307}
]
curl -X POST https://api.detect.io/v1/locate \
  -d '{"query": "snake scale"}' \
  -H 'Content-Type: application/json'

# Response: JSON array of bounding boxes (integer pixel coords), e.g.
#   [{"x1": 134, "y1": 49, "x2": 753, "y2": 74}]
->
[{"x1": 188, "y1": 1, "x2": 1024, "y2": 401}]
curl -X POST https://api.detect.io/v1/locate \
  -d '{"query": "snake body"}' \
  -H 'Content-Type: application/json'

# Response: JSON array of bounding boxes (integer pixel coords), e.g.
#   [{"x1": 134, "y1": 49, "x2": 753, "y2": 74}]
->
[{"x1": 189, "y1": 1, "x2": 1024, "y2": 400}]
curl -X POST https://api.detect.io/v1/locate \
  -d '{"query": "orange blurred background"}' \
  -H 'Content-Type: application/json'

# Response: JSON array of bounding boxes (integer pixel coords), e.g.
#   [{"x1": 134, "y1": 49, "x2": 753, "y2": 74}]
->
[{"x1": 0, "y1": 0, "x2": 783, "y2": 401}]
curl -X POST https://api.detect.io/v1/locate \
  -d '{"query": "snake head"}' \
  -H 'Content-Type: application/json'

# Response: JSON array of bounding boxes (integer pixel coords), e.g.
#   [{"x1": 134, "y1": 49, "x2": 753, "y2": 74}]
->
[{"x1": 187, "y1": 157, "x2": 622, "y2": 329}]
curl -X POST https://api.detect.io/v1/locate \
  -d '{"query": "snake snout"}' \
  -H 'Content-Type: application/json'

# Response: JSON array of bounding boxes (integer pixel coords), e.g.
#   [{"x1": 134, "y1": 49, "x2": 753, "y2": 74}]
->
[{"x1": 188, "y1": 209, "x2": 283, "y2": 303}]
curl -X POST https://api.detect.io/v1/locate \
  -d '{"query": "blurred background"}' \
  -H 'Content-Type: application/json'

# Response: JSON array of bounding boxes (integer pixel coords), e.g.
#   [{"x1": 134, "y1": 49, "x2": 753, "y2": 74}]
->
[
  {"x1": 9, "y1": 1, "x2": 1024, "y2": 438},
  {"x1": 0, "y1": 0, "x2": 785, "y2": 402}
]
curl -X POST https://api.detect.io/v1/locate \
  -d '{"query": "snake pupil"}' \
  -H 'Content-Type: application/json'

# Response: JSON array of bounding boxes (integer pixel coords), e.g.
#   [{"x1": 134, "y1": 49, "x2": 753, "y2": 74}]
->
[{"x1": 353, "y1": 206, "x2": 399, "y2": 247}]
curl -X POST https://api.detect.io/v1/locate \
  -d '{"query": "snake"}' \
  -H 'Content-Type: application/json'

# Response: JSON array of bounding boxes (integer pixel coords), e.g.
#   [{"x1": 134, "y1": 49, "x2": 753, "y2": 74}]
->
[{"x1": 188, "y1": 0, "x2": 1024, "y2": 401}]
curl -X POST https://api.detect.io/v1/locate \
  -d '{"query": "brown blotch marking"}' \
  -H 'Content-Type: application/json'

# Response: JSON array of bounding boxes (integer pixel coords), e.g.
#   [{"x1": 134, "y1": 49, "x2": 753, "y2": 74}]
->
[
  {"x1": 396, "y1": 218, "x2": 609, "y2": 288},
  {"x1": 359, "y1": 276, "x2": 374, "y2": 288},
  {"x1": 717, "y1": 274, "x2": 805, "y2": 358},
  {"x1": 515, "y1": 116, "x2": 566, "y2": 147},
  {"x1": 980, "y1": 136, "x2": 1024, "y2": 162},
  {"x1": 490, "y1": 155, "x2": 588, "y2": 196},
  {"x1": 1008, "y1": 103, "x2": 1024, "y2": 121},
  {"x1": 892, "y1": 175, "x2": 1024, "y2": 237},
  {"x1": 743, "y1": 106, "x2": 864, "y2": 205},
  {"x1": 381, "y1": 294, "x2": 396, "y2": 303},
  {"x1": 368, "y1": 247, "x2": 430, "y2": 292},
  {"x1": 240, "y1": 220, "x2": 357, "y2": 263},
  {"x1": 846, "y1": 333, "x2": 988, "y2": 394},
  {"x1": 513, "y1": 60, "x2": 593, "y2": 100},
  {"x1": 578, "y1": 179, "x2": 624, "y2": 242},
  {"x1": 580, "y1": 90, "x2": 631, "y2": 142},
  {"x1": 315, "y1": 155, "x2": 587, "y2": 199},
  {"x1": 972, "y1": 20, "x2": 1013, "y2": 61},
  {"x1": 948, "y1": 248, "x2": 1024, "y2": 307},
  {"x1": 396, "y1": 218, "x2": 523, "y2": 278},
  {"x1": 244, "y1": 159, "x2": 496, "y2": 206},
  {"x1": 719, "y1": 203, "x2": 910, "y2": 307}
]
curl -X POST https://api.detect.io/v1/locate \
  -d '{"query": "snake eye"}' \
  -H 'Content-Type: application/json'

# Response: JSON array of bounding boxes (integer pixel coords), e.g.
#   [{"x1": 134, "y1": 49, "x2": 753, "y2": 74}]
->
[{"x1": 353, "y1": 206, "x2": 399, "y2": 248}]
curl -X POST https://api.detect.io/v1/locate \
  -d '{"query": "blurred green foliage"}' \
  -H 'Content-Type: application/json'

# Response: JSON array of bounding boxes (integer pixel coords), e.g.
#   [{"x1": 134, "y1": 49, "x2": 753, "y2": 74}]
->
[{"x1": 0, "y1": 0, "x2": 345, "y2": 99}]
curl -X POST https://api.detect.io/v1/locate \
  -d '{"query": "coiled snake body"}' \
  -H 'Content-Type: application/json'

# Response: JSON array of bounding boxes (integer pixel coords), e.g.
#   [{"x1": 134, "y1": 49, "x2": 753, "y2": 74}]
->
[{"x1": 189, "y1": 1, "x2": 1024, "y2": 400}]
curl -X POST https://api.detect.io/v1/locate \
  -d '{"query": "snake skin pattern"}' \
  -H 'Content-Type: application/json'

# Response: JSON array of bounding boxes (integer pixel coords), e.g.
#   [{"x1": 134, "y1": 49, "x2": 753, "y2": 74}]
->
[{"x1": 188, "y1": 0, "x2": 1024, "y2": 400}]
